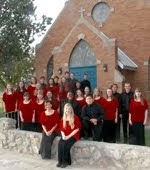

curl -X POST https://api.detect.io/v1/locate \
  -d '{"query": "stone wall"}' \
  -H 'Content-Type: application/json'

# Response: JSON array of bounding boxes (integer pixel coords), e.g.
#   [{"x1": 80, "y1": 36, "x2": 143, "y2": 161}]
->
[{"x1": 0, "y1": 118, "x2": 150, "y2": 169}]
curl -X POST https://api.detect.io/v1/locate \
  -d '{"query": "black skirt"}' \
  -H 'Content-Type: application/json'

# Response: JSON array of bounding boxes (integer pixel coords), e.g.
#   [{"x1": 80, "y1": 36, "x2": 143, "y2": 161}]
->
[{"x1": 39, "y1": 132, "x2": 56, "y2": 159}]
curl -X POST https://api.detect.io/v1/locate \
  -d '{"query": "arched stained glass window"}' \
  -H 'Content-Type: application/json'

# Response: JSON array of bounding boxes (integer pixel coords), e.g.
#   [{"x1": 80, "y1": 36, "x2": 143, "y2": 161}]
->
[
  {"x1": 69, "y1": 40, "x2": 96, "y2": 67},
  {"x1": 47, "y1": 56, "x2": 53, "y2": 82}
]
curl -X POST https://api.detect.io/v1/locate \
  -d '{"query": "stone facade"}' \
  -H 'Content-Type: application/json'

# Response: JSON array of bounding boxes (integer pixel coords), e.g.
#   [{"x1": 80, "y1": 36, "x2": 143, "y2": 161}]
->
[
  {"x1": 0, "y1": 118, "x2": 150, "y2": 169},
  {"x1": 35, "y1": 0, "x2": 150, "y2": 101}
]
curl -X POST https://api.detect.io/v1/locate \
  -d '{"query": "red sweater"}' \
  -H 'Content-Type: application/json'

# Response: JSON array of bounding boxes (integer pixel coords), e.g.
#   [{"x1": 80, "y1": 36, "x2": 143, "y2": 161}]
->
[
  {"x1": 103, "y1": 98, "x2": 119, "y2": 120},
  {"x1": 34, "y1": 101, "x2": 45, "y2": 123},
  {"x1": 129, "y1": 99, "x2": 148, "y2": 123},
  {"x1": 59, "y1": 82, "x2": 72, "y2": 100},
  {"x1": 27, "y1": 85, "x2": 36, "y2": 100},
  {"x1": 75, "y1": 98, "x2": 86, "y2": 110},
  {"x1": 53, "y1": 84, "x2": 60, "y2": 99},
  {"x1": 19, "y1": 100, "x2": 35, "y2": 123},
  {"x1": 60, "y1": 115, "x2": 81, "y2": 141},
  {"x1": 15, "y1": 89, "x2": 26, "y2": 109},
  {"x1": 2, "y1": 92, "x2": 16, "y2": 112},
  {"x1": 40, "y1": 110, "x2": 60, "y2": 134},
  {"x1": 94, "y1": 96, "x2": 106, "y2": 108}
]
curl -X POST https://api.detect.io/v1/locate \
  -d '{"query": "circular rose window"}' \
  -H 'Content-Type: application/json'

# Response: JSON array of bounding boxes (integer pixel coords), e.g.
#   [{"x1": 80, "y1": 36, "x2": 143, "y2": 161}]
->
[{"x1": 92, "y1": 2, "x2": 111, "y2": 24}]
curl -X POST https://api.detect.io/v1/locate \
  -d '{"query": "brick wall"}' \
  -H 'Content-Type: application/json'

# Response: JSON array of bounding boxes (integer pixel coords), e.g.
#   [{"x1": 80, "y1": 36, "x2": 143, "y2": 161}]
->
[{"x1": 35, "y1": 0, "x2": 150, "y2": 100}]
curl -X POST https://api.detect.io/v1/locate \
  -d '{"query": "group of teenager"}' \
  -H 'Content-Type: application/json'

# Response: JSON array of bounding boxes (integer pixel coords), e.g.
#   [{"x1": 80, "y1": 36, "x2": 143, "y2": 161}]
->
[{"x1": 2, "y1": 71, "x2": 149, "y2": 168}]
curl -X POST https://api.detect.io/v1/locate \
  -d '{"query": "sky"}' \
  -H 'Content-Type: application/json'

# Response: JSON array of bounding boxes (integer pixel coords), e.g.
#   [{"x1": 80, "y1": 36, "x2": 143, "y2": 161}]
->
[{"x1": 34, "y1": 0, "x2": 66, "y2": 44}]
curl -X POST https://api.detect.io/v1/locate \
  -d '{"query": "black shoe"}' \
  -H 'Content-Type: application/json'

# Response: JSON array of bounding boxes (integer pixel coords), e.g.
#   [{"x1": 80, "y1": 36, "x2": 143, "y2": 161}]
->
[
  {"x1": 56, "y1": 163, "x2": 62, "y2": 167},
  {"x1": 61, "y1": 163, "x2": 68, "y2": 168}
]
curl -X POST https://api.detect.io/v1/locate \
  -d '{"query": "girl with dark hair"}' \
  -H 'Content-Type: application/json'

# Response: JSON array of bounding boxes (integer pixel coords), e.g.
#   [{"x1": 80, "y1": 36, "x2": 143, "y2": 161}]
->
[
  {"x1": 57, "y1": 103, "x2": 81, "y2": 168},
  {"x1": 27, "y1": 76, "x2": 37, "y2": 100},
  {"x1": 75, "y1": 89, "x2": 86, "y2": 112},
  {"x1": 45, "y1": 90, "x2": 60, "y2": 111},
  {"x1": 19, "y1": 92, "x2": 35, "y2": 131},
  {"x1": 46, "y1": 78, "x2": 56, "y2": 97},
  {"x1": 84, "y1": 86, "x2": 91, "y2": 98},
  {"x1": 33, "y1": 82, "x2": 44, "y2": 101},
  {"x1": 129, "y1": 88, "x2": 148, "y2": 146},
  {"x1": 15, "y1": 80, "x2": 27, "y2": 110},
  {"x1": 15, "y1": 80, "x2": 27, "y2": 128},
  {"x1": 39, "y1": 100, "x2": 60, "y2": 159},
  {"x1": 73, "y1": 81, "x2": 83, "y2": 95}
]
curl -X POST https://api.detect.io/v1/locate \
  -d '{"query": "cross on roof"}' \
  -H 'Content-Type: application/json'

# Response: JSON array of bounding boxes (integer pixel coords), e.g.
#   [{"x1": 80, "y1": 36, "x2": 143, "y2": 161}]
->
[{"x1": 79, "y1": 7, "x2": 85, "y2": 18}]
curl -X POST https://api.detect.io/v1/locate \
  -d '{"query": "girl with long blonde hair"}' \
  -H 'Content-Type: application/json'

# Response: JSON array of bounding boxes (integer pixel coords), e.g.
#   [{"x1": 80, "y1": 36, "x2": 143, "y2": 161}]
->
[{"x1": 57, "y1": 103, "x2": 81, "y2": 168}]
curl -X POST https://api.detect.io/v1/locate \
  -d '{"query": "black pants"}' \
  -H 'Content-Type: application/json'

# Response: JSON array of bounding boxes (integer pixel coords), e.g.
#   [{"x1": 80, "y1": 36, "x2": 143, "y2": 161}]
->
[
  {"x1": 5, "y1": 111, "x2": 18, "y2": 129},
  {"x1": 39, "y1": 132, "x2": 56, "y2": 159},
  {"x1": 34, "y1": 123, "x2": 42, "y2": 133},
  {"x1": 116, "y1": 115, "x2": 121, "y2": 141},
  {"x1": 129, "y1": 122, "x2": 145, "y2": 146},
  {"x1": 103, "y1": 120, "x2": 116, "y2": 143},
  {"x1": 122, "y1": 113, "x2": 132, "y2": 143},
  {"x1": 21, "y1": 122, "x2": 34, "y2": 131},
  {"x1": 58, "y1": 137, "x2": 76, "y2": 165},
  {"x1": 82, "y1": 120, "x2": 103, "y2": 141}
]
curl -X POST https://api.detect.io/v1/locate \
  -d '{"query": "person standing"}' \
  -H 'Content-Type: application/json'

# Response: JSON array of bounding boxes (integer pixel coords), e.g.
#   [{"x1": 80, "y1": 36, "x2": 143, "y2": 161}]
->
[
  {"x1": 102, "y1": 88, "x2": 119, "y2": 143},
  {"x1": 39, "y1": 76, "x2": 47, "y2": 90},
  {"x1": 45, "y1": 90, "x2": 60, "y2": 111},
  {"x1": 69, "y1": 72, "x2": 78, "y2": 90},
  {"x1": 81, "y1": 94, "x2": 104, "y2": 141},
  {"x1": 93, "y1": 87, "x2": 105, "y2": 108},
  {"x1": 111, "y1": 84, "x2": 121, "y2": 141},
  {"x1": 15, "y1": 80, "x2": 27, "y2": 128},
  {"x1": 75, "y1": 89, "x2": 86, "y2": 112},
  {"x1": 81, "y1": 74, "x2": 91, "y2": 92},
  {"x1": 27, "y1": 76, "x2": 37, "y2": 100},
  {"x1": 19, "y1": 92, "x2": 35, "y2": 131},
  {"x1": 129, "y1": 88, "x2": 148, "y2": 146},
  {"x1": 2, "y1": 83, "x2": 17, "y2": 127},
  {"x1": 61, "y1": 91, "x2": 80, "y2": 118},
  {"x1": 57, "y1": 103, "x2": 81, "y2": 168},
  {"x1": 34, "y1": 91, "x2": 45, "y2": 132},
  {"x1": 120, "y1": 82, "x2": 134, "y2": 143},
  {"x1": 39, "y1": 100, "x2": 60, "y2": 159}
]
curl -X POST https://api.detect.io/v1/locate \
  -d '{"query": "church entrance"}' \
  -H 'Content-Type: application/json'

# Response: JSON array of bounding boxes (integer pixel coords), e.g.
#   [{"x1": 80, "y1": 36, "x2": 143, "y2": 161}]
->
[{"x1": 69, "y1": 40, "x2": 97, "y2": 90}]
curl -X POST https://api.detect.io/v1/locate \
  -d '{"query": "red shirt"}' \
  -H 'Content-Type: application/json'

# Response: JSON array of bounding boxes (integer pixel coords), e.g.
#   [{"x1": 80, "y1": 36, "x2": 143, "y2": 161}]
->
[
  {"x1": 94, "y1": 96, "x2": 106, "y2": 108},
  {"x1": 59, "y1": 82, "x2": 72, "y2": 100},
  {"x1": 34, "y1": 101, "x2": 45, "y2": 123},
  {"x1": 75, "y1": 98, "x2": 86, "y2": 110},
  {"x1": 46, "y1": 86, "x2": 55, "y2": 96},
  {"x1": 27, "y1": 85, "x2": 36, "y2": 100},
  {"x1": 60, "y1": 115, "x2": 81, "y2": 141},
  {"x1": 129, "y1": 99, "x2": 148, "y2": 123},
  {"x1": 103, "y1": 98, "x2": 119, "y2": 120},
  {"x1": 15, "y1": 89, "x2": 26, "y2": 109},
  {"x1": 53, "y1": 84, "x2": 60, "y2": 99},
  {"x1": 51, "y1": 99, "x2": 60, "y2": 110},
  {"x1": 40, "y1": 110, "x2": 60, "y2": 134},
  {"x1": 2, "y1": 92, "x2": 16, "y2": 112},
  {"x1": 19, "y1": 100, "x2": 35, "y2": 123}
]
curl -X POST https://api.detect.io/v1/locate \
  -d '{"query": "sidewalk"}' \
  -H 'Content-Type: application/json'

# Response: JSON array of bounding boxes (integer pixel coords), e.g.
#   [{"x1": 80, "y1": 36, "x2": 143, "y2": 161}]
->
[{"x1": 0, "y1": 149, "x2": 100, "y2": 170}]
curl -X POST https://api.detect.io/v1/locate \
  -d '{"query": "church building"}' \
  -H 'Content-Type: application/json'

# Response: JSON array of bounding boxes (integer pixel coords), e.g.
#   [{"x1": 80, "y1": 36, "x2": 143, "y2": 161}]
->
[{"x1": 35, "y1": 0, "x2": 150, "y2": 100}]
